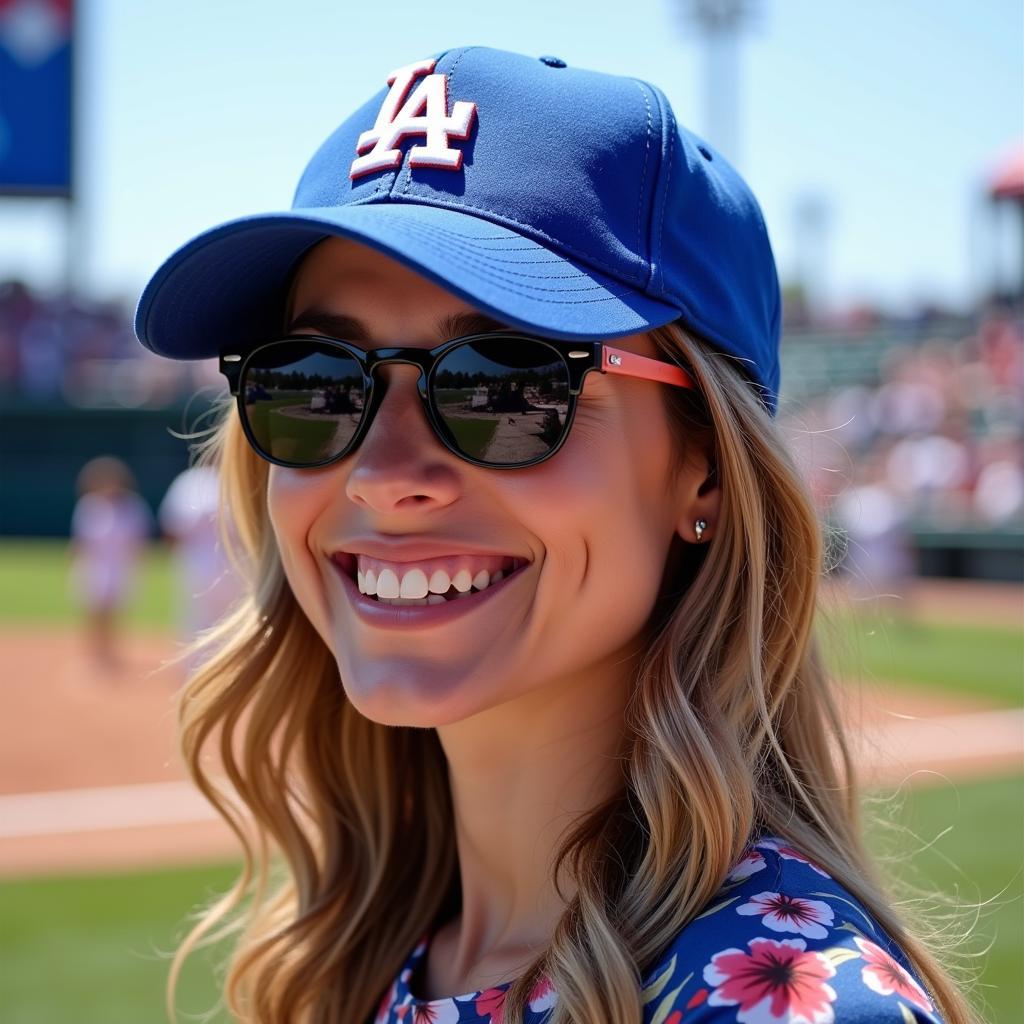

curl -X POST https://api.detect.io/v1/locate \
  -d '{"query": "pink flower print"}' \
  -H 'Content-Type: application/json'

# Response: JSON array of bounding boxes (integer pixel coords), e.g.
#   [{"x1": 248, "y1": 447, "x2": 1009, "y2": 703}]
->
[
  {"x1": 728, "y1": 849, "x2": 767, "y2": 883},
  {"x1": 411, "y1": 1000, "x2": 460, "y2": 1024},
  {"x1": 475, "y1": 986, "x2": 507, "y2": 1024},
  {"x1": 854, "y1": 936, "x2": 935, "y2": 1014},
  {"x1": 756, "y1": 837, "x2": 831, "y2": 877},
  {"x1": 737, "y1": 891, "x2": 835, "y2": 939},
  {"x1": 704, "y1": 936, "x2": 838, "y2": 1024},
  {"x1": 528, "y1": 974, "x2": 557, "y2": 1012}
]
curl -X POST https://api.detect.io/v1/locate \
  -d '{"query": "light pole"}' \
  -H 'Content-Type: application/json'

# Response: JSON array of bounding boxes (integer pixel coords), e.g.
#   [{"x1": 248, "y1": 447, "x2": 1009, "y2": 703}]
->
[{"x1": 679, "y1": 0, "x2": 761, "y2": 170}]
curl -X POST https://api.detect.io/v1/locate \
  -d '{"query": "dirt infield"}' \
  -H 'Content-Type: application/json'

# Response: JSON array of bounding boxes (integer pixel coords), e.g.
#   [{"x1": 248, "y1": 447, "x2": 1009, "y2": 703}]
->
[{"x1": 1, "y1": 577, "x2": 1021, "y2": 877}]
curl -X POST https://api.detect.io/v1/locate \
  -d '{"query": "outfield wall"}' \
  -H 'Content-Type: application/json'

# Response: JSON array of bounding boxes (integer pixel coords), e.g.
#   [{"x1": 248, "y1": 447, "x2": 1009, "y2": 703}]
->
[{"x1": 0, "y1": 396, "x2": 218, "y2": 537}]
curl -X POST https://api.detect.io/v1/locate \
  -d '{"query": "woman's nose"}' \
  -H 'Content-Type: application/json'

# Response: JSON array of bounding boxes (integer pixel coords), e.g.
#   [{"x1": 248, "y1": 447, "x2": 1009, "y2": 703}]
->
[{"x1": 343, "y1": 363, "x2": 462, "y2": 512}]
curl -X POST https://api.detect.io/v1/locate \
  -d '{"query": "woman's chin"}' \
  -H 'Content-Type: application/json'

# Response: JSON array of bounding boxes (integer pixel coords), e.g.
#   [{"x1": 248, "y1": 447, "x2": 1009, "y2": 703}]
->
[{"x1": 335, "y1": 661, "x2": 489, "y2": 728}]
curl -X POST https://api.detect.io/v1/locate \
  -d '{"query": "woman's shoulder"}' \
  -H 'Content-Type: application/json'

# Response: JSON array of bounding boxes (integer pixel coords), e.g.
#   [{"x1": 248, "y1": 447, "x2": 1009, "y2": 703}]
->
[{"x1": 640, "y1": 833, "x2": 946, "y2": 1023}]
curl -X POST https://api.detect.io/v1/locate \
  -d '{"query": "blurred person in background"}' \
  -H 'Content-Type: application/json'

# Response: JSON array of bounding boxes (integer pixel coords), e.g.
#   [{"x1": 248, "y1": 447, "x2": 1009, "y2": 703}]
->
[
  {"x1": 68, "y1": 455, "x2": 153, "y2": 674},
  {"x1": 832, "y1": 445, "x2": 915, "y2": 617},
  {"x1": 971, "y1": 433, "x2": 1024, "y2": 526},
  {"x1": 158, "y1": 463, "x2": 243, "y2": 672}
]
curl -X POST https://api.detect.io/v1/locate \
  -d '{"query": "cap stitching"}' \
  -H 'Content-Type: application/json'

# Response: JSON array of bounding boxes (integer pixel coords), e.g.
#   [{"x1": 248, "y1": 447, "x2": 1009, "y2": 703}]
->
[
  {"x1": 387, "y1": 223, "x2": 570, "y2": 262},
  {"x1": 657, "y1": 106, "x2": 674, "y2": 293},
  {"x1": 387, "y1": 218, "x2": 619, "y2": 287},
  {"x1": 363, "y1": 229, "x2": 637, "y2": 303},
  {"x1": 632, "y1": 81, "x2": 653, "y2": 264},
  {"x1": 375, "y1": 196, "x2": 645, "y2": 284},
  {"x1": 391, "y1": 221, "x2": 608, "y2": 282},
  {"x1": 384, "y1": 229, "x2": 621, "y2": 294}
]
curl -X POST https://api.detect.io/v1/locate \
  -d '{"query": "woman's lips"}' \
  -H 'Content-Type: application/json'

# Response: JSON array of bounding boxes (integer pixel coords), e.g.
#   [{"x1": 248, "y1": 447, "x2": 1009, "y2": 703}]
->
[{"x1": 330, "y1": 556, "x2": 529, "y2": 629}]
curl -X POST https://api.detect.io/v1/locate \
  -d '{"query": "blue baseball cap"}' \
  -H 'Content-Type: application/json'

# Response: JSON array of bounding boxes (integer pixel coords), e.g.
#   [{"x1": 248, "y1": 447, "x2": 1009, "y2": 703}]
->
[{"x1": 134, "y1": 46, "x2": 781, "y2": 415}]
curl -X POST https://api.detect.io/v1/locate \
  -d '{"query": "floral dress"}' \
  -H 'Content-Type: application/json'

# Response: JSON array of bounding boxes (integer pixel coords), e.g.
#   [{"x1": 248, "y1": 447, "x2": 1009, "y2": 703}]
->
[{"x1": 373, "y1": 833, "x2": 946, "y2": 1024}]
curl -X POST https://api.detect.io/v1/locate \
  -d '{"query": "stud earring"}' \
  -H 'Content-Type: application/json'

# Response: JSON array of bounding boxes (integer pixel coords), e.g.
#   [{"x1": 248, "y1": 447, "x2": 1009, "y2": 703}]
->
[{"x1": 694, "y1": 518, "x2": 707, "y2": 542}]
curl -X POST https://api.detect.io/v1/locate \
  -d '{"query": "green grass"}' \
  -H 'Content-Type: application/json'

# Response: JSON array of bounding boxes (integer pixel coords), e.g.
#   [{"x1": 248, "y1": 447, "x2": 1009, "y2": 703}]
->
[
  {"x1": 863, "y1": 772, "x2": 1024, "y2": 1023},
  {"x1": 0, "y1": 860, "x2": 239, "y2": 1024},
  {"x1": 819, "y1": 611, "x2": 1024, "y2": 707},
  {"x1": 245, "y1": 396, "x2": 342, "y2": 463},
  {"x1": 0, "y1": 773, "x2": 1018, "y2": 1023},
  {"x1": 0, "y1": 539, "x2": 175, "y2": 628},
  {"x1": 444, "y1": 415, "x2": 498, "y2": 456},
  {"x1": 434, "y1": 388, "x2": 468, "y2": 405}
]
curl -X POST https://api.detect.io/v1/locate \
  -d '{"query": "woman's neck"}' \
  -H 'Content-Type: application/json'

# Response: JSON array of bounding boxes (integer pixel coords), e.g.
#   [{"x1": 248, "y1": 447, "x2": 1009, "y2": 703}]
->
[{"x1": 428, "y1": 652, "x2": 637, "y2": 997}]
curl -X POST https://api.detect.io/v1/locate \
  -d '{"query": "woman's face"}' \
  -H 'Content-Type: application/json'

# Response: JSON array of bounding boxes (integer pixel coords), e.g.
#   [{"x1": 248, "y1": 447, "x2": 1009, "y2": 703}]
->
[{"x1": 267, "y1": 237, "x2": 718, "y2": 727}]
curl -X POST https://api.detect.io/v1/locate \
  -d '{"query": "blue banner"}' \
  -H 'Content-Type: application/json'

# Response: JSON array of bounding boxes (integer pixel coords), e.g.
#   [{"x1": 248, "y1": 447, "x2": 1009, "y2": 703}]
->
[{"x1": 0, "y1": 0, "x2": 73, "y2": 196}]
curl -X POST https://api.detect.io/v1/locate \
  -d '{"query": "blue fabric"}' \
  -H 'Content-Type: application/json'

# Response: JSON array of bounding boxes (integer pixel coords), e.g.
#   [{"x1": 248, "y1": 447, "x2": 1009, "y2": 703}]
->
[
  {"x1": 372, "y1": 834, "x2": 946, "y2": 1023},
  {"x1": 134, "y1": 46, "x2": 781, "y2": 415}
]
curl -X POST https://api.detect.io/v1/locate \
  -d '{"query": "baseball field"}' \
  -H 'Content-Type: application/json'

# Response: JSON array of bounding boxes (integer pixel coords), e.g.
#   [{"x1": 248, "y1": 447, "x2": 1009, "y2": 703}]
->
[{"x1": 0, "y1": 540, "x2": 1020, "y2": 1023}]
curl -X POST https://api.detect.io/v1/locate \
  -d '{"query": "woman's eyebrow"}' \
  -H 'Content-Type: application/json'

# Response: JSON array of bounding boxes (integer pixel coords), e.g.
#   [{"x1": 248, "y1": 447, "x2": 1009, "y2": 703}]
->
[
  {"x1": 286, "y1": 308, "x2": 368, "y2": 339},
  {"x1": 286, "y1": 308, "x2": 512, "y2": 342},
  {"x1": 434, "y1": 312, "x2": 511, "y2": 338}
]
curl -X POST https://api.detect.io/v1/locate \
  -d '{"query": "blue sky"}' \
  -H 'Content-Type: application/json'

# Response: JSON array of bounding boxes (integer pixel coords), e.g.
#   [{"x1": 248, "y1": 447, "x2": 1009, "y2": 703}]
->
[{"x1": 2, "y1": 0, "x2": 1021, "y2": 315}]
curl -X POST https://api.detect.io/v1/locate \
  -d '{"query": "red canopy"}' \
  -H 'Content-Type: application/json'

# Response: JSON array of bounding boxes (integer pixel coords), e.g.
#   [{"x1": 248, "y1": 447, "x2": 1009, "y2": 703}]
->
[{"x1": 988, "y1": 143, "x2": 1024, "y2": 199}]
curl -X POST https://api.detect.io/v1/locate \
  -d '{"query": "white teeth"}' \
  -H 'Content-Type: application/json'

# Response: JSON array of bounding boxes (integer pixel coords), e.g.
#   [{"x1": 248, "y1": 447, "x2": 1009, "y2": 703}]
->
[
  {"x1": 375, "y1": 568, "x2": 400, "y2": 599},
  {"x1": 399, "y1": 568, "x2": 429, "y2": 599},
  {"x1": 428, "y1": 569, "x2": 451, "y2": 594},
  {"x1": 451, "y1": 568, "x2": 473, "y2": 593},
  {"x1": 353, "y1": 558, "x2": 524, "y2": 603}
]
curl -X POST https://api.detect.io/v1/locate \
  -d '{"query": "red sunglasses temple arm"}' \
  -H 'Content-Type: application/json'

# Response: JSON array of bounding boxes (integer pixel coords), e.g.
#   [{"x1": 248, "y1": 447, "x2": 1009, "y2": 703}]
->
[{"x1": 601, "y1": 344, "x2": 696, "y2": 391}]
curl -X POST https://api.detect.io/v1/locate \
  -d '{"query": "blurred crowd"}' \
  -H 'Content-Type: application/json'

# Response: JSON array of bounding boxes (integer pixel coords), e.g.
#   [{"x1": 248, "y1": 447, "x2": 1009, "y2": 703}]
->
[
  {"x1": 0, "y1": 279, "x2": 221, "y2": 407},
  {"x1": 783, "y1": 313, "x2": 1023, "y2": 591},
  {"x1": 786, "y1": 315, "x2": 1023, "y2": 528}
]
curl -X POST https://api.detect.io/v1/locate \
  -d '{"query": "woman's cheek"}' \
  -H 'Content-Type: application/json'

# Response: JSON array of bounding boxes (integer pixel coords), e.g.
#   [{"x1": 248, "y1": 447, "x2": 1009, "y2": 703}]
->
[{"x1": 266, "y1": 468, "x2": 333, "y2": 636}]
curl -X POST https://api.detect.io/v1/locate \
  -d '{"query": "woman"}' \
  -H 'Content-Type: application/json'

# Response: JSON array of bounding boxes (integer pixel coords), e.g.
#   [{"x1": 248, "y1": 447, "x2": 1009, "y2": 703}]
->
[{"x1": 135, "y1": 47, "x2": 977, "y2": 1024}]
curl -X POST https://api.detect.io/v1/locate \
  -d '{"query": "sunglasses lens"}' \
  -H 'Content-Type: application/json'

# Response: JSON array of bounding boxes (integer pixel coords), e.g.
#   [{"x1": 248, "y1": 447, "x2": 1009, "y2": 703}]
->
[
  {"x1": 241, "y1": 341, "x2": 364, "y2": 464},
  {"x1": 433, "y1": 337, "x2": 571, "y2": 465}
]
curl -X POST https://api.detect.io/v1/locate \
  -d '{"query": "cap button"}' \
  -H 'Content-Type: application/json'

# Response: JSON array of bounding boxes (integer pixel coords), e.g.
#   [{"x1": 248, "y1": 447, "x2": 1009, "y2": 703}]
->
[{"x1": 539, "y1": 55, "x2": 567, "y2": 68}]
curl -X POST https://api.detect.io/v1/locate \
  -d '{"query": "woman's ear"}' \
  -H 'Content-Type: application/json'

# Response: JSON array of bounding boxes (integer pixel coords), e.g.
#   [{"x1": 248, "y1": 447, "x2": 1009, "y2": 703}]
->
[{"x1": 677, "y1": 461, "x2": 721, "y2": 544}]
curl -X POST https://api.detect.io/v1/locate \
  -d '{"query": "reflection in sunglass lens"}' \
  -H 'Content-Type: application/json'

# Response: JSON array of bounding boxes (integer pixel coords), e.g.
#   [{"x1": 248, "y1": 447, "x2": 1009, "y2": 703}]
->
[
  {"x1": 241, "y1": 342, "x2": 364, "y2": 464},
  {"x1": 433, "y1": 337, "x2": 570, "y2": 465}
]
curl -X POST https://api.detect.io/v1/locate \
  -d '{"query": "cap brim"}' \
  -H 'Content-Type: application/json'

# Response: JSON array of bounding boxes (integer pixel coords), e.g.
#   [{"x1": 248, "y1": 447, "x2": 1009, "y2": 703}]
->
[{"x1": 134, "y1": 202, "x2": 680, "y2": 359}]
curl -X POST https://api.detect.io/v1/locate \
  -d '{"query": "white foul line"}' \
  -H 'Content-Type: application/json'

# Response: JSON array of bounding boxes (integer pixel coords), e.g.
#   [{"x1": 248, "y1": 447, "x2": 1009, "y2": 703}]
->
[{"x1": 0, "y1": 780, "x2": 220, "y2": 839}]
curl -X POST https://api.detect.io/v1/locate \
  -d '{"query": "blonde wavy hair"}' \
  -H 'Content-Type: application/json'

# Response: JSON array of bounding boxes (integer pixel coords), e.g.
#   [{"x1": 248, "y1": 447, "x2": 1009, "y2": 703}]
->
[{"x1": 166, "y1": 321, "x2": 983, "y2": 1024}]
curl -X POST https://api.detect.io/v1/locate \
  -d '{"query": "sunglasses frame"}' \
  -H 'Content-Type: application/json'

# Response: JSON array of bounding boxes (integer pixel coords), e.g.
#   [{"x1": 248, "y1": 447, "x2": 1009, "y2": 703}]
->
[{"x1": 219, "y1": 330, "x2": 697, "y2": 470}]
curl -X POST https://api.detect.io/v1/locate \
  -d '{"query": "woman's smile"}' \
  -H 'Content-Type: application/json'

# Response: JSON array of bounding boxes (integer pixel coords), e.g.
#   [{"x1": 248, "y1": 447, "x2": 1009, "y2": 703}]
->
[{"x1": 329, "y1": 550, "x2": 533, "y2": 629}]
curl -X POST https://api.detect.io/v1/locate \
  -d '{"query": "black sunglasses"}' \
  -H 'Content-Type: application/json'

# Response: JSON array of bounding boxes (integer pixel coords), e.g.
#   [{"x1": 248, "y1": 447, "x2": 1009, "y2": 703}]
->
[{"x1": 219, "y1": 330, "x2": 696, "y2": 470}]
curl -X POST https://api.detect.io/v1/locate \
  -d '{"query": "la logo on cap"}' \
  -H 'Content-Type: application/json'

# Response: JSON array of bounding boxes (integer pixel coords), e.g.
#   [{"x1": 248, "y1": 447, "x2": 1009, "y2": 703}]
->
[{"x1": 350, "y1": 58, "x2": 478, "y2": 179}]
